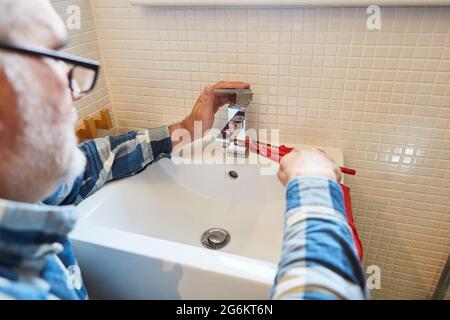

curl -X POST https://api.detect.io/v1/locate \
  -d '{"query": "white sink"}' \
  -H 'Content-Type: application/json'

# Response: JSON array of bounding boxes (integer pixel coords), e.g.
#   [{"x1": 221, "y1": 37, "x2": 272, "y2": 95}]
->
[{"x1": 71, "y1": 140, "x2": 343, "y2": 299}]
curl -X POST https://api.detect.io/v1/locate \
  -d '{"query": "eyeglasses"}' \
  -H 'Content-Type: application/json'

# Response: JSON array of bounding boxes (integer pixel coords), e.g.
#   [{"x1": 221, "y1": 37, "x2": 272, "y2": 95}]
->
[{"x1": 0, "y1": 40, "x2": 100, "y2": 97}]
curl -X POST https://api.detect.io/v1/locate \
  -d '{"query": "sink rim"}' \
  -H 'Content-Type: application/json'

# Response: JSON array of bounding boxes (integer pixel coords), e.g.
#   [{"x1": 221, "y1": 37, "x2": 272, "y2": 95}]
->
[{"x1": 70, "y1": 220, "x2": 278, "y2": 286}]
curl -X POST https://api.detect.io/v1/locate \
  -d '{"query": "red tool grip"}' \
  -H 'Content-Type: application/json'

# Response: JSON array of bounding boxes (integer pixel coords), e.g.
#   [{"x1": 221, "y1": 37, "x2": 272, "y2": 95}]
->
[{"x1": 246, "y1": 140, "x2": 356, "y2": 176}]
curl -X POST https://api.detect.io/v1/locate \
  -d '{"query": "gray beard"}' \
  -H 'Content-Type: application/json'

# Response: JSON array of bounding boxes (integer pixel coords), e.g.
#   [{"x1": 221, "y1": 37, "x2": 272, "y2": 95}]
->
[{"x1": 63, "y1": 146, "x2": 87, "y2": 186}]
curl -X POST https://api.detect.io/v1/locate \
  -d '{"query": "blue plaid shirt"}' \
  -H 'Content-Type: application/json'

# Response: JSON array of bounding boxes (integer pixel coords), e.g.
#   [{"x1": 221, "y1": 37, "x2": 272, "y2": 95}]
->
[
  {"x1": 0, "y1": 126, "x2": 368, "y2": 300},
  {"x1": 271, "y1": 177, "x2": 369, "y2": 299}
]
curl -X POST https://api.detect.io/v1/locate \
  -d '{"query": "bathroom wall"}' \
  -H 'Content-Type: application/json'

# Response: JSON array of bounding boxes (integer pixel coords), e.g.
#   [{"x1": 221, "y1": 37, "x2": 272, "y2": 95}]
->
[
  {"x1": 50, "y1": 0, "x2": 114, "y2": 127},
  {"x1": 83, "y1": 1, "x2": 450, "y2": 299}
]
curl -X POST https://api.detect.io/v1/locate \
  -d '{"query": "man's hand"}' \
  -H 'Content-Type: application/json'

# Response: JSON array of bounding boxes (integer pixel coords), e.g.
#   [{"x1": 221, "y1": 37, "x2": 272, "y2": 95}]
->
[
  {"x1": 277, "y1": 149, "x2": 342, "y2": 186},
  {"x1": 169, "y1": 81, "x2": 250, "y2": 145}
]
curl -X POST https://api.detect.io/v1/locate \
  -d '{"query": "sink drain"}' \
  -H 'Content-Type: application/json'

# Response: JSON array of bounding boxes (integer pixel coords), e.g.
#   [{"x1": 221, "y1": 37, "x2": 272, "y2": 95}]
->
[
  {"x1": 227, "y1": 170, "x2": 238, "y2": 180},
  {"x1": 201, "y1": 228, "x2": 230, "y2": 250}
]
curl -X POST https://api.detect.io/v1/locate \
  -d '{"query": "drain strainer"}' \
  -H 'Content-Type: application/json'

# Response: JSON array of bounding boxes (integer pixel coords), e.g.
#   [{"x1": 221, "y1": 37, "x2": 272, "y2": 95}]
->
[
  {"x1": 227, "y1": 170, "x2": 238, "y2": 180},
  {"x1": 201, "y1": 228, "x2": 230, "y2": 250}
]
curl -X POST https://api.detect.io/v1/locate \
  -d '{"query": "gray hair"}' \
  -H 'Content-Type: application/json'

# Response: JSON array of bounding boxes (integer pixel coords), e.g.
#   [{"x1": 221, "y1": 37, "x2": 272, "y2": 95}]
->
[{"x1": 0, "y1": 0, "x2": 66, "y2": 45}]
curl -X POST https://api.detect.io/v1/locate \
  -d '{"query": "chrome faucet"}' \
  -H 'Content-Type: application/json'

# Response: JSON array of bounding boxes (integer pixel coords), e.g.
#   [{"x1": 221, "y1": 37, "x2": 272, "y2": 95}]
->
[{"x1": 215, "y1": 88, "x2": 253, "y2": 158}]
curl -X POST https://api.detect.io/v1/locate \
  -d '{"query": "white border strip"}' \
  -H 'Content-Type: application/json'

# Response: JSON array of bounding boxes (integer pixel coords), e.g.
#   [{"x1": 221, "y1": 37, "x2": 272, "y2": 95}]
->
[{"x1": 130, "y1": 0, "x2": 450, "y2": 7}]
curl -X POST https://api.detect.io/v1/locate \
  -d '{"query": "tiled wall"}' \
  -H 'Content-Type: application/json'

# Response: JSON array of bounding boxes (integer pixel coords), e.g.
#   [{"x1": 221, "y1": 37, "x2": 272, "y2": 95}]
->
[
  {"x1": 50, "y1": 0, "x2": 114, "y2": 128},
  {"x1": 60, "y1": 0, "x2": 450, "y2": 299}
]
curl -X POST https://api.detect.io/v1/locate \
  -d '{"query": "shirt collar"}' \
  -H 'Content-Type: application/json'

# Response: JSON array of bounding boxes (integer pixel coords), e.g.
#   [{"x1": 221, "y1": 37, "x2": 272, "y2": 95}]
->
[{"x1": 0, "y1": 198, "x2": 77, "y2": 273}]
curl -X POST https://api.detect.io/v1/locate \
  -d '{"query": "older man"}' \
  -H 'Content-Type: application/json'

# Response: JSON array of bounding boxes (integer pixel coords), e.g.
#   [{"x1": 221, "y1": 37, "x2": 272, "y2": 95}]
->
[{"x1": 0, "y1": 0, "x2": 367, "y2": 300}]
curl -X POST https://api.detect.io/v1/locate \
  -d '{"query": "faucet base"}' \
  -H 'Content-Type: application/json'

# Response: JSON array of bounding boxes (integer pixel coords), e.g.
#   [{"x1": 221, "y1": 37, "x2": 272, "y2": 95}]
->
[{"x1": 226, "y1": 143, "x2": 249, "y2": 158}]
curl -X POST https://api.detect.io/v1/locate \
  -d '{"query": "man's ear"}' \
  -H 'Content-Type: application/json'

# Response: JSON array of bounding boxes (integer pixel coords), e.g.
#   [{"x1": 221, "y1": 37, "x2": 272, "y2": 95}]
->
[
  {"x1": 0, "y1": 74, "x2": 4, "y2": 136},
  {"x1": 0, "y1": 64, "x2": 12, "y2": 136}
]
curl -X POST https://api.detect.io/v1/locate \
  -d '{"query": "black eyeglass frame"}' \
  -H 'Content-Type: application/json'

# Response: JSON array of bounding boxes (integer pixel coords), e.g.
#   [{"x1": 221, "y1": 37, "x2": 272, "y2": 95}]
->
[{"x1": 0, "y1": 40, "x2": 101, "y2": 95}]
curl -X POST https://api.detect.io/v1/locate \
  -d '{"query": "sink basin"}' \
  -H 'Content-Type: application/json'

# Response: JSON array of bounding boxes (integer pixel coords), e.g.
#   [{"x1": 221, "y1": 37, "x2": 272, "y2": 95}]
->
[{"x1": 71, "y1": 140, "x2": 343, "y2": 299}]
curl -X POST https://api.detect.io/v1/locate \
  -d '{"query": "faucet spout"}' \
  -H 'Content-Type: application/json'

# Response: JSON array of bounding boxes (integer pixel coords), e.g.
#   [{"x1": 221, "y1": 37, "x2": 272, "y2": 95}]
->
[{"x1": 214, "y1": 88, "x2": 253, "y2": 110}]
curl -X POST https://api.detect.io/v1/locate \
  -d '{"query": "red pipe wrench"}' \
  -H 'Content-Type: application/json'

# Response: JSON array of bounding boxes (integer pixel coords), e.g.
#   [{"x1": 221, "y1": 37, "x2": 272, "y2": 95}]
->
[{"x1": 239, "y1": 139, "x2": 356, "y2": 176}]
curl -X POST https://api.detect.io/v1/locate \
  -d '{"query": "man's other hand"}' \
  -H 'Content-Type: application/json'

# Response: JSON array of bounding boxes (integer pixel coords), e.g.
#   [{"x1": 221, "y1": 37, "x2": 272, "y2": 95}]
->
[
  {"x1": 170, "y1": 81, "x2": 250, "y2": 142},
  {"x1": 277, "y1": 149, "x2": 342, "y2": 186}
]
